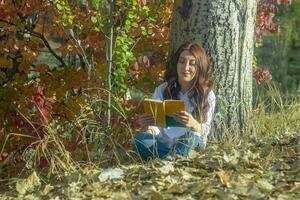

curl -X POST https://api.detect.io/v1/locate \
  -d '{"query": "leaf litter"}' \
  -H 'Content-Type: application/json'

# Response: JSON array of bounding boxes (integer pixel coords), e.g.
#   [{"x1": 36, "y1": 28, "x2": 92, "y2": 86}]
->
[{"x1": 0, "y1": 134, "x2": 299, "y2": 199}]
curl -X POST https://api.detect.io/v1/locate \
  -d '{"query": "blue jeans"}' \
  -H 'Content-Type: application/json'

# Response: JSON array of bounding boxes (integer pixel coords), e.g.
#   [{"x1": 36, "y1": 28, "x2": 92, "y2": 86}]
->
[{"x1": 133, "y1": 131, "x2": 204, "y2": 161}]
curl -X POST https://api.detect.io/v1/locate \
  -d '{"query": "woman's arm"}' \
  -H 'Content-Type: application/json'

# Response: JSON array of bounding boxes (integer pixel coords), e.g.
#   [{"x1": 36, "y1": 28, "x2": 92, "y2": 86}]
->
[
  {"x1": 138, "y1": 114, "x2": 155, "y2": 132},
  {"x1": 138, "y1": 83, "x2": 165, "y2": 133},
  {"x1": 173, "y1": 111, "x2": 204, "y2": 135},
  {"x1": 201, "y1": 91, "x2": 216, "y2": 137},
  {"x1": 173, "y1": 91, "x2": 216, "y2": 136}
]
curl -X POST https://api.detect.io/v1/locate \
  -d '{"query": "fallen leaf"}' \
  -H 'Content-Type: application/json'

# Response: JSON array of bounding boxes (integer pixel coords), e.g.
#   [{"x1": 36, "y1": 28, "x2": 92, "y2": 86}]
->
[
  {"x1": 256, "y1": 179, "x2": 274, "y2": 193},
  {"x1": 158, "y1": 162, "x2": 174, "y2": 175},
  {"x1": 98, "y1": 168, "x2": 124, "y2": 182},
  {"x1": 246, "y1": 160, "x2": 263, "y2": 170},
  {"x1": 16, "y1": 171, "x2": 41, "y2": 195},
  {"x1": 188, "y1": 149, "x2": 199, "y2": 159},
  {"x1": 150, "y1": 190, "x2": 163, "y2": 200},
  {"x1": 288, "y1": 182, "x2": 300, "y2": 193},
  {"x1": 166, "y1": 183, "x2": 187, "y2": 194},
  {"x1": 216, "y1": 170, "x2": 231, "y2": 187},
  {"x1": 43, "y1": 184, "x2": 54, "y2": 195}
]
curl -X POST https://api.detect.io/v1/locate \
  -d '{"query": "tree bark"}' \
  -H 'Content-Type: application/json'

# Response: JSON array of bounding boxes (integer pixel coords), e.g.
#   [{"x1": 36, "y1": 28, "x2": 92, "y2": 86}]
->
[{"x1": 169, "y1": 0, "x2": 257, "y2": 135}]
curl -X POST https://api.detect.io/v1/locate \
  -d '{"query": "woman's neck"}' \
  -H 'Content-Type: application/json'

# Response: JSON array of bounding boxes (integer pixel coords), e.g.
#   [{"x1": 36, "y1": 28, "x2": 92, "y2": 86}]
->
[{"x1": 179, "y1": 82, "x2": 192, "y2": 94}]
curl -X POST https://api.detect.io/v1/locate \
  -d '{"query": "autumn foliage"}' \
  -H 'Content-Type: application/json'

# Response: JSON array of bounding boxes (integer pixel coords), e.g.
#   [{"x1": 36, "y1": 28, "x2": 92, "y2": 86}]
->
[{"x1": 0, "y1": 0, "x2": 291, "y2": 171}]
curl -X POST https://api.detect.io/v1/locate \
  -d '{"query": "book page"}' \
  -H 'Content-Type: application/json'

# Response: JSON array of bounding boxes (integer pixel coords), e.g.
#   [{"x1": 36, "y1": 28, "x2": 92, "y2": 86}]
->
[
  {"x1": 164, "y1": 100, "x2": 185, "y2": 127},
  {"x1": 164, "y1": 100, "x2": 185, "y2": 116},
  {"x1": 143, "y1": 99, "x2": 166, "y2": 127}
]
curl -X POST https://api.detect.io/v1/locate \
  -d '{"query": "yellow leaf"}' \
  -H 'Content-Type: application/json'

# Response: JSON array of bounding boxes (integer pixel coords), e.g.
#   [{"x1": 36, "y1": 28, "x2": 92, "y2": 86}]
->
[
  {"x1": 43, "y1": 184, "x2": 54, "y2": 195},
  {"x1": 0, "y1": 21, "x2": 6, "y2": 28},
  {"x1": 18, "y1": 61, "x2": 30, "y2": 73},
  {"x1": 0, "y1": 72, "x2": 6, "y2": 80},
  {"x1": 16, "y1": 171, "x2": 41, "y2": 195},
  {"x1": 288, "y1": 182, "x2": 300, "y2": 193},
  {"x1": 0, "y1": 57, "x2": 13, "y2": 68},
  {"x1": 216, "y1": 170, "x2": 231, "y2": 187}
]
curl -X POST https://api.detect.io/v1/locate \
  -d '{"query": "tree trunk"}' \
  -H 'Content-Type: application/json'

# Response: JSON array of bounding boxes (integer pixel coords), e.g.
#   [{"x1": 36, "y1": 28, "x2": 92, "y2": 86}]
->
[{"x1": 169, "y1": 0, "x2": 257, "y2": 135}]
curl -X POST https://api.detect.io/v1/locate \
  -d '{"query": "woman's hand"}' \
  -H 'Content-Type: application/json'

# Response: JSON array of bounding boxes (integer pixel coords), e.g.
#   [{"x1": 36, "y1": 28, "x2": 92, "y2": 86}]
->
[
  {"x1": 138, "y1": 114, "x2": 155, "y2": 132},
  {"x1": 173, "y1": 111, "x2": 203, "y2": 134},
  {"x1": 173, "y1": 111, "x2": 196, "y2": 128}
]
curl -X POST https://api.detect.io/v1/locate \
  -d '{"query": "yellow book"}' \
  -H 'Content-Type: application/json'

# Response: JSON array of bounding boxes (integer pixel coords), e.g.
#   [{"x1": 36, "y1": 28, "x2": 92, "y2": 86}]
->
[{"x1": 143, "y1": 99, "x2": 185, "y2": 127}]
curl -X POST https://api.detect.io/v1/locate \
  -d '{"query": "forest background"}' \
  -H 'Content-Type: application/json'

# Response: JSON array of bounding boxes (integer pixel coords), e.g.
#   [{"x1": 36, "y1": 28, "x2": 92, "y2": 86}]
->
[{"x1": 0, "y1": 0, "x2": 300, "y2": 198}]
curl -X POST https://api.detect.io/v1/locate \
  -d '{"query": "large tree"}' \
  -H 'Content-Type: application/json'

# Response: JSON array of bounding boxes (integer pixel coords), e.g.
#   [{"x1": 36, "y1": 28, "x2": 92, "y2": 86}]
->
[{"x1": 169, "y1": 0, "x2": 257, "y2": 135}]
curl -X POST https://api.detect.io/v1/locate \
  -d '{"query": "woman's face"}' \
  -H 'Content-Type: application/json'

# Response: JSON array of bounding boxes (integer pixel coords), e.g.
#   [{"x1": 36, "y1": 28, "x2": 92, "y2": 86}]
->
[{"x1": 177, "y1": 50, "x2": 197, "y2": 85}]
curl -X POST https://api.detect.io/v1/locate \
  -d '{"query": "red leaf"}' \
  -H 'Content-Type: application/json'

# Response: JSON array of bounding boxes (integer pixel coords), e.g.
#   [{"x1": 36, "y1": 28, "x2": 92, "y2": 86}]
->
[
  {"x1": 279, "y1": 0, "x2": 291, "y2": 5},
  {"x1": 0, "y1": 152, "x2": 8, "y2": 161},
  {"x1": 253, "y1": 68, "x2": 273, "y2": 84},
  {"x1": 0, "y1": 8, "x2": 7, "y2": 18},
  {"x1": 142, "y1": 0, "x2": 147, "y2": 5}
]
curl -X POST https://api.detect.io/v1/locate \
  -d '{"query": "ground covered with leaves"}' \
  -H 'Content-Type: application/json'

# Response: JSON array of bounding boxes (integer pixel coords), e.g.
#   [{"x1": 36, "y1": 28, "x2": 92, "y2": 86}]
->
[{"x1": 0, "y1": 133, "x2": 299, "y2": 200}]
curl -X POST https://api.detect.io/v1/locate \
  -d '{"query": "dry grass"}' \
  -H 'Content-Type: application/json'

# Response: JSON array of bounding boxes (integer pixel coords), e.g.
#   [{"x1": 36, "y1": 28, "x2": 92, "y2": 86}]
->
[{"x1": 1, "y1": 84, "x2": 299, "y2": 182}]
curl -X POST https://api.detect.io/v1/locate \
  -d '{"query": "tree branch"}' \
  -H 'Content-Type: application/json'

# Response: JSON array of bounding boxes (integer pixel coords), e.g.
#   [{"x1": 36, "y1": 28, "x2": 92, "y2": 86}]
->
[
  {"x1": 0, "y1": 19, "x2": 66, "y2": 67},
  {"x1": 0, "y1": 19, "x2": 16, "y2": 26},
  {"x1": 27, "y1": 30, "x2": 66, "y2": 67}
]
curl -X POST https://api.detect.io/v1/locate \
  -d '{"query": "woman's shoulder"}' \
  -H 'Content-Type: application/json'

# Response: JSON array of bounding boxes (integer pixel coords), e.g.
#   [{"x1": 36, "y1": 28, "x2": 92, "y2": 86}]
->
[
  {"x1": 152, "y1": 82, "x2": 167, "y2": 100},
  {"x1": 156, "y1": 82, "x2": 168, "y2": 91},
  {"x1": 207, "y1": 90, "x2": 216, "y2": 104},
  {"x1": 208, "y1": 90, "x2": 215, "y2": 98}
]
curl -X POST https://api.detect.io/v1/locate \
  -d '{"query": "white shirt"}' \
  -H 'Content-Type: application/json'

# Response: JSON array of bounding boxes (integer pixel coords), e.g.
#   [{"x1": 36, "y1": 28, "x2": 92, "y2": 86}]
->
[{"x1": 149, "y1": 82, "x2": 216, "y2": 146}]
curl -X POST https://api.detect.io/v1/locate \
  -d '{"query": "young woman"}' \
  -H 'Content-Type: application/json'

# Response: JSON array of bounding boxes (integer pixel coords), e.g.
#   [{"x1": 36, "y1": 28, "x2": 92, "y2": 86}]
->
[{"x1": 133, "y1": 42, "x2": 216, "y2": 160}]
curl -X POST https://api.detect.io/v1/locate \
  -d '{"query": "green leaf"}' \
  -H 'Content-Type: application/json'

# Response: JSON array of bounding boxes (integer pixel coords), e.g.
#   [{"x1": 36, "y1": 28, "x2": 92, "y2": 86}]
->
[
  {"x1": 132, "y1": 22, "x2": 138, "y2": 28},
  {"x1": 93, "y1": 27, "x2": 100, "y2": 32},
  {"x1": 141, "y1": 26, "x2": 147, "y2": 36},
  {"x1": 127, "y1": 11, "x2": 134, "y2": 19},
  {"x1": 255, "y1": 40, "x2": 263, "y2": 48},
  {"x1": 56, "y1": 3, "x2": 63, "y2": 11},
  {"x1": 91, "y1": 16, "x2": 97, "y2": 24},
  {"x1": 147, "y1": 29, "x2": 153, "y2": 35}
]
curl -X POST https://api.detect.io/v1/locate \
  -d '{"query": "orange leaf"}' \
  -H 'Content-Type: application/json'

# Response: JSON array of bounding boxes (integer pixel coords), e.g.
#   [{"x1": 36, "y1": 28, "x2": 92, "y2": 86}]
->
[
  {"x1": 18, "y1": 60, "x2": 30, "y2": 73},
  {"x1": 0, "y1": 71, "x2": 6, "y2": 80},
  {"x1": 0, "y1": 57, "x2": 13, "y2": 69},
  {"x1": 36, "y1": 64, "x2": 49, "y2": 74}
]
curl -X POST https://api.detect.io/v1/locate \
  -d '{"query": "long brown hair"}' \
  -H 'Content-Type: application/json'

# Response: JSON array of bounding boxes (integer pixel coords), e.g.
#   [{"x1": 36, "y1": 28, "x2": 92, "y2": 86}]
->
[{"x1": 163, "y1": 42, "x2": 213, "y2": 122}]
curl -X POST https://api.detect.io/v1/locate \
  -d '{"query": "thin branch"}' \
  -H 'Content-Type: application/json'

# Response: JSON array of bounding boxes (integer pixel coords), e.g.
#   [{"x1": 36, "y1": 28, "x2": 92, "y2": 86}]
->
[
  {"x1": 27, "y1": 30, "x2": 66, "y2": 67},
  {"x1": 0, "y1": 19, "x2": 66, "y2": 67},
  {"x1": 0, "y1": 19, "x2": 16, "y2": 26}
]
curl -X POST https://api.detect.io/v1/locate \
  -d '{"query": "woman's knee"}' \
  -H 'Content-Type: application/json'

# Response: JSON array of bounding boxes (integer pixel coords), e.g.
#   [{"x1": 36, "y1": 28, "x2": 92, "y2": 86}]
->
[
  {"x1": 133, "y1": 132, "x2": 154, "y2": 141},
  {"x1": 175, "y1": 132, "x2": 205, "y2": 156},
  {"x1": 133, "y1": 132, "x2": 156, "y2": 148},
  {"x1": 188, "y1": 131, "x2": 206, "y2": 148},
  {"x1": 132, "y1": 132, "x2": 157, "y2": 160},
  {"x1": 133, "y1": 132, "x2": 153, "y2": 144}
]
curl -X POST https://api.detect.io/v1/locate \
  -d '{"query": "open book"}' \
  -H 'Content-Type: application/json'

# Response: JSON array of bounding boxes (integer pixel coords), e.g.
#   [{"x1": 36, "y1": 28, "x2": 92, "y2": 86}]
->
[{"x1": 143, "y1": 99, "x2": 186, "y2": 127}]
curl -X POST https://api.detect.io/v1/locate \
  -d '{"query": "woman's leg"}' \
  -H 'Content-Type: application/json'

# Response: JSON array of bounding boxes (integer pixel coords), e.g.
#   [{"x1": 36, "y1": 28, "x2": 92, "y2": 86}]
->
[
  {"x1": 156, "y1": 138, "x2": 172, "y2": 158},
  {"x1": 133, "y1": 132, "x2": 170, "y2": 160},
  {"x1": 174, "y1": 131, "x2": 205, "y2": 156}
]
